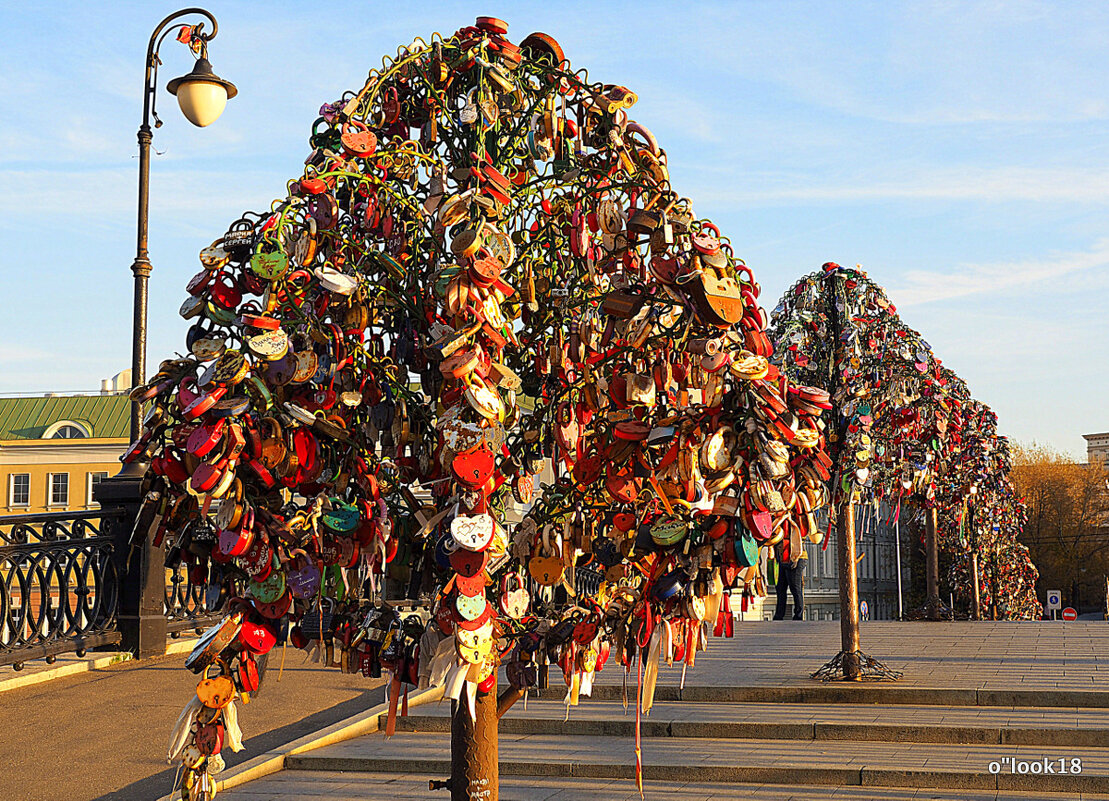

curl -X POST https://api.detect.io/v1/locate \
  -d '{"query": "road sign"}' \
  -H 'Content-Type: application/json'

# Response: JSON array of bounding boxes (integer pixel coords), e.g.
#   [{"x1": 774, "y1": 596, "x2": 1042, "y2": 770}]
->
[
  {"x1": 860, "y1": 600, "x2": 869, "y2": 621},
  {"x1": 1046, "y1": 590, "x2": 1062, "y2": 611},
  {"x1": 1062, "y1": 607, "x2": 1078, "y2": 621}
]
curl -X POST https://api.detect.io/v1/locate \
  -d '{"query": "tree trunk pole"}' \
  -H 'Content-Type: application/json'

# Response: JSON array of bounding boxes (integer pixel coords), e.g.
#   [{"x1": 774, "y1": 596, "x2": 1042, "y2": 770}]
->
[
  {"x1": 990, "y1": 551, "x2": 998, "y2": 620},
  {"x1": 971, "y1": 552, "x2": 982, "y2": 621},
  {"x1": 894, "y1": 515, "x2": 904, "y2": 620},
  {"x1": 837, "y1": 500, "x2": 861, "y2": 679},
  {"x1": 451, "y1": 679, "x2": 499, "y2": 801},
  {"x1": 925, "y1": 507, "x2": 941, "y2": 620},
  {"x1": 968, "y1": 501, "x2": 981, "y2": 620}
]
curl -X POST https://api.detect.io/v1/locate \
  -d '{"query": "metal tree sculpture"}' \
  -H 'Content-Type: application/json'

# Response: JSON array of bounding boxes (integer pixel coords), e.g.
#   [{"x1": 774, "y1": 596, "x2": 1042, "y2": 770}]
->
[
  {"x1": 768, "y1": 262, "x2": 1040, "y2": 677},
  {"x1": 132, "y1": 19, "x2": 832, "y2": 801},
  {"x1": 934, "y1": 402, "x2": 1041, "y2": 620}
]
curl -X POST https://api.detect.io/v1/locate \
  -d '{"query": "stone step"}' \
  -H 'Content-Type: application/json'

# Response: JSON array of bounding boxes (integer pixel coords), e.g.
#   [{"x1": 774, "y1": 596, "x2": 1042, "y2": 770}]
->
[
  {"x1": 390, "y1": 698, "x2": 1109, "y2": 747},
  {"x1": 287, "y1": 729, "x2": 1109, "y2": 795},
  {"x1": 582, "y1": 680, "x2": 1109, "y2": 708},
  {"x1": 217, "y1": 769, "x2": 1094, "y2": 801}
]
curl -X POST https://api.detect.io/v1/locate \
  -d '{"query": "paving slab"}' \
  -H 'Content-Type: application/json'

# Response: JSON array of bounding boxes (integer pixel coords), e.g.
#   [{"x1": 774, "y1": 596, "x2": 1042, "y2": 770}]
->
[
  {"x1": 0, "y1": 637, "x2": 199, "y2": 693},
  {"x1": 588, "y1": 621, "x2": 1109, "y2": 692},
  {"x1": 0, "y1": 647, "x2": 386, "y2": 801},
  {"x1": 209, "y1": 621, "x2": 1109, "y2": 800}
]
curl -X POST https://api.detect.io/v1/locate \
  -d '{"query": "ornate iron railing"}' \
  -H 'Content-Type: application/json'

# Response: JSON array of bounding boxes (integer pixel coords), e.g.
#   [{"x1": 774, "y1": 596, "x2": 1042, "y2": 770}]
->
[
  {"x1": 165, "y1": 560, "x2": 221, "y2": 635},
  {"x1": 0, "y1": 510, "x2": 125, "y2": 668}
]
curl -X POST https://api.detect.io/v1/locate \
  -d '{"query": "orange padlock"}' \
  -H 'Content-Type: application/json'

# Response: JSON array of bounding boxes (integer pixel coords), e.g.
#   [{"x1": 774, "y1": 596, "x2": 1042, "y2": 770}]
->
[{"x1": 196, "y1": 659, "x2": 236, "y2": 709}]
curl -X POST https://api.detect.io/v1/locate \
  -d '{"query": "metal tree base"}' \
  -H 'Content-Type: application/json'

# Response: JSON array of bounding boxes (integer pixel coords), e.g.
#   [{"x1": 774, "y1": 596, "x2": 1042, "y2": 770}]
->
[{"x1": 811, "y1": 650, "x2": 904, "y2": 682}]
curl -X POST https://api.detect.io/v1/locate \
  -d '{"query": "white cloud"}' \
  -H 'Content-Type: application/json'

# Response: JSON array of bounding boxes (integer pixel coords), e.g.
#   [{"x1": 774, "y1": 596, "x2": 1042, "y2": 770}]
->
[
  {"x1": 0, "y1": 344, "x2": 53, "y2": 364},
  {"x1": 887, "y1": 238, "x2": 1109, "y2": 306},
  {"x1": 679, "y1": 166, "x2": 1109, "y2": 207}
]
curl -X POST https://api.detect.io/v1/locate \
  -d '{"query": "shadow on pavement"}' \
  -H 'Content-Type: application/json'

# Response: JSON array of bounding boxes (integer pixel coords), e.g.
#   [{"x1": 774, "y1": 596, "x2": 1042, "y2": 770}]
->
[{"x1": 93, "y1": 684, "x2": 386, "y2": 801}]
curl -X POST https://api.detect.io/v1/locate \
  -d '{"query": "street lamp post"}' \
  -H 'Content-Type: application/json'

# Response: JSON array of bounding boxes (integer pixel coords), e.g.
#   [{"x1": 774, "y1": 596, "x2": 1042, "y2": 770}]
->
[
  {"x1": 128, "y1": 7, "x2": 236, "y2": 443},
  {"x1": 98, "y1": 8, "x2": 235, "y2": 660}
]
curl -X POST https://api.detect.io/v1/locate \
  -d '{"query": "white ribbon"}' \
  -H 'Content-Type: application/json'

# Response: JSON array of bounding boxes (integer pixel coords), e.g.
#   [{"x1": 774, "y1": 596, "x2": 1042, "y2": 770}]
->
[{"x1": 166, "y1": 695, "x2": 203, "y2": 762}]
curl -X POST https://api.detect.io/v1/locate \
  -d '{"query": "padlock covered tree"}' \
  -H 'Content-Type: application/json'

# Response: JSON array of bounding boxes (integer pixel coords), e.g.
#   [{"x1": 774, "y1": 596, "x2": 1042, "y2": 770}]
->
[
  {"x1": 134, "y1": 18, "x2": 831, "y2": 800},
  {"x1": 768, "y1": 263, "x2": 1040, "y2": 646}
]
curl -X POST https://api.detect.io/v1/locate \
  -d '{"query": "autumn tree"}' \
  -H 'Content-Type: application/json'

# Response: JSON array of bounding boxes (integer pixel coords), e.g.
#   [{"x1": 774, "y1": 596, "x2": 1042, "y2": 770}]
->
[{"x1": 1011, "y1": 443, "x2": 1109, "y2": 610}]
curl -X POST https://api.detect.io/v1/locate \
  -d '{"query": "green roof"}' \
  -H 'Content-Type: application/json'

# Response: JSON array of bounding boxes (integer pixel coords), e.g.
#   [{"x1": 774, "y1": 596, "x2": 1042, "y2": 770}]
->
[{"x1": 0, "y1": 395, "x2": 130, "y2": 441}]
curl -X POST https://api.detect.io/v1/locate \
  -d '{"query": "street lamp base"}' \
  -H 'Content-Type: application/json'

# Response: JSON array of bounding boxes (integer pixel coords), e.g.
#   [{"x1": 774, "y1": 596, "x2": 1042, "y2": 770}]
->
[{"x1": 113, "y1": 459, "x2": 150, "y2": 481}]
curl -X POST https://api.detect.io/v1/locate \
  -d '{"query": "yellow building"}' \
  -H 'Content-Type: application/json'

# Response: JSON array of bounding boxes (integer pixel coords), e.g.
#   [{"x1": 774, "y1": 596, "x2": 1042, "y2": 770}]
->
[{"x1": 0, "y1": 393, "x2": 130, "y2": 514}]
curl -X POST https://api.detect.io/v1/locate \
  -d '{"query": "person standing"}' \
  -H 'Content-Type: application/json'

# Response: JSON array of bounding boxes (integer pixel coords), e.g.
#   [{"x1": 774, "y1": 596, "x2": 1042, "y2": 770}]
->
[{"x1": 773, "y1": 537, "x2": 807, "y2": 620}]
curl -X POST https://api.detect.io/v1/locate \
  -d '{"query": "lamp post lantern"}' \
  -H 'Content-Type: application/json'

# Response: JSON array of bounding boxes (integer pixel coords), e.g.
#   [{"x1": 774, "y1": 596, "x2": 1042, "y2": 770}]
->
[{"x1": 128, "y1": 8, "x2": 236, "y2": 443}]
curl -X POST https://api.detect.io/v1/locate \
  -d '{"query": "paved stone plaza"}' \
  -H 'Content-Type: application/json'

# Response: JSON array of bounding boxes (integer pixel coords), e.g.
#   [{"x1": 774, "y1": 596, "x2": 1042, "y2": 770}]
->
[
  {"x1": 596, "y1": 620, "x2": 1109, "y2": 692},
  {"x1": 213, "y1": 621, "x2": 1109, "y2": 801}
]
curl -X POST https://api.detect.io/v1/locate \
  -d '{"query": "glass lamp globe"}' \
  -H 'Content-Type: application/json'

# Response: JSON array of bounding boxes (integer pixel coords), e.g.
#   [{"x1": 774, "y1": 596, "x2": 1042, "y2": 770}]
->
[{"x1": 167, "y1": 58, "x2": 237, "y2": 127}]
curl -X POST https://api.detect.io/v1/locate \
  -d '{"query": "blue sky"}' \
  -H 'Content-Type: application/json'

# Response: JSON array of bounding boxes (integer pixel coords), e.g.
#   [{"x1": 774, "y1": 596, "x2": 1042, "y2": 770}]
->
[{"x1": 0, "y1": 1, "x2": 1106, "y2": 457}]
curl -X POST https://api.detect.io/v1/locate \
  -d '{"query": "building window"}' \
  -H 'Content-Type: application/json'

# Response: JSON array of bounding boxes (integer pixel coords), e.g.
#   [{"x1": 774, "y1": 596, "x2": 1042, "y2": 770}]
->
[
  {"x1": 44, "y1": 420, "x2": 89, "y2": 439},
  {"x1": 87, "y1": 472, "x2": 108, "y2": 506},
  {"x1": 48, "y1": 473, "x2": 69, "y2": 507},
  {"x1": 9, "y1": 474, "x2": 30, "y2": 507}
]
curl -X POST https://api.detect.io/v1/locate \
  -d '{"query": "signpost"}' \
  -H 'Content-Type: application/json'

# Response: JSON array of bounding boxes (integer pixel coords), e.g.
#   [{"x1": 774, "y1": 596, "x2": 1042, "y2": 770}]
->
[
  {"x1": 1046, "y1": 589, "x2": 1062, "y2": 620},
  {"x1": 1062, "y1": 607, "x2": 1078, "y2": 622}
]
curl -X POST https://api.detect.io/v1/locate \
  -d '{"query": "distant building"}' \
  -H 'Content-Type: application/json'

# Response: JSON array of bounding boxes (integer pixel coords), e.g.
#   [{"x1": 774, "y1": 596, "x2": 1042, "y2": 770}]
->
[
  {"x1": 1083, "y1": 432, "x2": 1109, "y2": 466},
  {"x1": 0, "y1": 380, "x2": 130, "y2": 514}
]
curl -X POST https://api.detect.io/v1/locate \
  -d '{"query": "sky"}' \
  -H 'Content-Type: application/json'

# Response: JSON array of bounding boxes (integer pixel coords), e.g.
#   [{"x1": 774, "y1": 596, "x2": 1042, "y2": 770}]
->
[{"x1": 0, "y1": 1, "x2": 1106, "y2": 458}]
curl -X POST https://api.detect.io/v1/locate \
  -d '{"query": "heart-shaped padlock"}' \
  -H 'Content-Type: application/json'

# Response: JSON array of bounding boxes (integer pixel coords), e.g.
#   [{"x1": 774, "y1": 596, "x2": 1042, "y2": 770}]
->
[
  {"x1": 250, "y1": 249, "x2": 289, "y2": 280},
  {"x1": 247, "y1": 329, "x2": 289, "y2": 361},
  {"x1": 286, "y1": 554, "x2": 322, "y2": 599},
  {"x1": 451, "y1": 442, "x2": 496, "y2": 488},
  {"x1": 449, "y1": 547, "x2": 488, "y2": 578},
  {"x1": 528, "y1": 555, "x2": 563, "y2": 587},
  {"x1": 499, "y1": 573, "x2": 530, "y2": 619},
  {"x1": 340, "y1": 120, "x2": 378, "y2": 157},
  {"x1": 455, "y1": 592, "x2": 488, "y2": 622},
  {"x1": 196, "y1": 661, "x2": 235, "y2": 709},
  {"x1": 322, "y1": 502, "x2": 360, "y2": 532},
  {"x1": 247, "y1": 560, "x2": 287, "y2": 604},
  {"x1": 451, "y1": 514, "x2": 495, "y2": 552}
]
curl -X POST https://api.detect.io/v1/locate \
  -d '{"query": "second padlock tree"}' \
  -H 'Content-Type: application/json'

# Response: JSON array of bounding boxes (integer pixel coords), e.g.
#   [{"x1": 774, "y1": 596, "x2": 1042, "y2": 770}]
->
[{"x1": 768, "y1": 262, "x2": 1040, "y2": 639}]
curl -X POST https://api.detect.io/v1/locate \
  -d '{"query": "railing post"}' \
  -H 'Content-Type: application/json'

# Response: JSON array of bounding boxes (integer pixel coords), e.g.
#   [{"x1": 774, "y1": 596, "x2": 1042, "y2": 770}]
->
[{"x1": 95, "y1": 470, "x2": 166, "y2": 659}]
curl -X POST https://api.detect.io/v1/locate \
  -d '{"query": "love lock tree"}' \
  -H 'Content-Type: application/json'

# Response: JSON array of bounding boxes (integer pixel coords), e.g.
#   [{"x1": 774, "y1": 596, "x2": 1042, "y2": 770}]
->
[
  {"x1": 872, "y1": 362, "x2": 975, "y2": 622},
  {"x1": 131, "y1": 18, "x2": 833, "y2": 801},
  {"x1": 768, "y1": 262, "x2": 972, "y2": 678},
  {"x1": 933, "y1": 401, "x2": 1041, "y2": 620},
  {"x1": 881, "y1": 367, "x2": 1038, "y2": 621},
  {"x1": 769, "y1": 263, "x2": 1041, "y2": 677}
]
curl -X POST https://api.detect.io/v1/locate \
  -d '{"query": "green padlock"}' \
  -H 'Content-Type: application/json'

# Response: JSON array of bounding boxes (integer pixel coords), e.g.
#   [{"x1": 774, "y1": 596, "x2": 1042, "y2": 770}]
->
[
  {"x1": 248, "y1": 556, "x2": 287, "y2": 604},
  {"x1": 322, "y1": 501, "x2": 360, "y2": 533},
  {"x1": 251, "y1": 247, "x2": 289, "y2": 280}
]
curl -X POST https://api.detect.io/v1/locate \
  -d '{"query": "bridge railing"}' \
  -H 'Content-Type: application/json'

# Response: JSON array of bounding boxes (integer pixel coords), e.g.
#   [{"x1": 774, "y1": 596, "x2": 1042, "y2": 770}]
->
[
  {"x1": 0, "y1": 509, "x2": 124, "y2": 667},
  {"x1": 1, "y1": 471, "x2": 221, "y2": 669}
]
